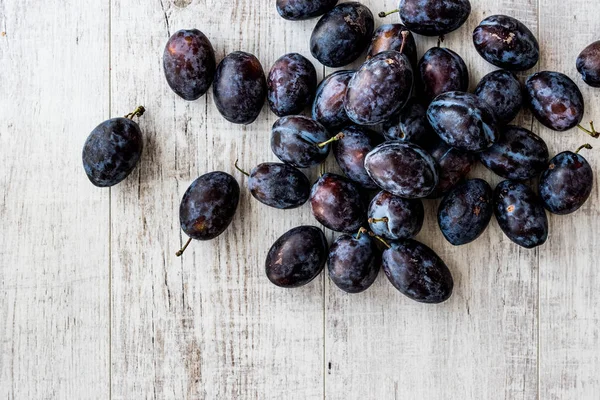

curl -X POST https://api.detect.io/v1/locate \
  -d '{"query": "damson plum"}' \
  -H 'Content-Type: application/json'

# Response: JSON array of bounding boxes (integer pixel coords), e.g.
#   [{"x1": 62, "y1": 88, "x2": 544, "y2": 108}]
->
[
  {"x1": 82, "y1": 107, "x2": 145, "y2": 187},
  {"x1": 368, "y1": 191, "x2": 424, "y2": 240},
  {"x1": 310, "y1": 2, "x2": 374, "y2": 68},
  {"x1": 235, "y1": 162, "x2": 310, "y2": 209},
  {"x1": 379, "y1": 0, "x2": 471, "y2": 37},
  {"x1": 525, "y1": 71, "x2": 584, "y2": 132},
  {"x1": 328, "y1": 231, "x2": 380, "y2": 293},
  {"x1": 494, "y1": 180, "x2": 548, "y2": 249},
  {"x1": 475, "y1": 70, "x2": 523, "y2": 125},
  {"x1": 267, "y1": 53, "x2": 317, "y2": 117},
  {"x1": 276, "y1": 0, "x2": 338, "y2": 20},
  {"x1": 382, "y1": 99, "x2": 436, "y2": 147},
  {"x1": 382, "y1": 240, "x2": 454, "y2": 304},
  {"x1": 271, "y1": 116, "x2": 330, "y2": 168},
  {"x1": 479, "y1": 126, "x2": 549, "y2": 180},
  {"x1": 213, "y1": 51, "x2": 266, "y2": 124},
  {"x1": 427, "y1": 91, "x2": 499, "y2": 152},
  {"x1": 265, "y1": 226, "x2": 328, "y2": 288},
  {"x1": 473, "y1": 15, "x2": 539, "y2": 71},
  {"x1": 163, "y1": 29, "x2": 216, "y2": 101},
  {"x1": 577, "y1": 41, "x2": 600, "y2": 87},
  {"x1": 177, "y1": 172, "x2": 240, "y2": 256},
  {"x1": 418, "y1": 47, "x2": 469, "y2": 103},
  {"x1": 426, "y1": 140, "x2": 476, "y2": 198},
  {"x1": 539, "y1": 145, "x2": 594, "y2": 215},
  {"x1": 330, "y1": 125, "x2": 384, "y2": 189},
  {"x1": 365, "y1": 142, "x2": 438, "y2": 199},
  {"x1": 310, "y1": 173, "x2": 366, "y2": 233},
  {"x1": 345, "y1": 51, "x2": 413, "y2": 125},
  {"x1": 367, "y1": 24, "x2": 417, "y2": 71},
  {"x1": 438, "y1": 179, "x2": 493, "y2": 245},
  {"x1": 312, "y1": 70, "x2": 354, "y2": 131}
]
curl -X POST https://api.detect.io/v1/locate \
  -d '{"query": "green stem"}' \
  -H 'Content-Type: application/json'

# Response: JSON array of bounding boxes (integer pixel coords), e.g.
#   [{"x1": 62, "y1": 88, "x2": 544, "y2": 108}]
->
[
  {"x1": 234, "y1": 159, "x2": 250, "y2": 177},
  {"x1": 125, "y1": 106, "x2": 146, "y2": 119},
  {"x1": 577, "y1": 121, "x2": 599, "y2": 138},
  {"x1": 317, "y1": 133, "x2": 344, "y2": 148},
  {"x1": 176, "y1": 237, "x2": 192, "y2": 257},
  {"x1": 576, "y1": 144, "x2": 593, "y2": 154},
  {"x1": 378, "y1": 9, "x2": 399, "y2": 18},
  {"x1": 355, "y1": 227, "x2": 368, "y2": 240},
  {"x1": 368, "y1": 217, "x2": 389, "y2": 224},
  {"x1": 368, "y1": 231, "x2": 391, "y2": 249}
]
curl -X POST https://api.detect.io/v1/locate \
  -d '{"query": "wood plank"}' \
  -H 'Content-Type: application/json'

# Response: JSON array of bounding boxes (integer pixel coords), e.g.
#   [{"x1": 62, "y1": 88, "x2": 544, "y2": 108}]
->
[
  {"x1": 110, "y1": 1, "x2": 324, "y2": 398},
  {"x1": 538, "y1": 1, "x2": 600, "y2": 398},
  {"x1": 324, "y1": 1, "x2": 539, "y2": 399},
  {"x1": 0, "y1": 0, "x2": 110, "y2": 398}
]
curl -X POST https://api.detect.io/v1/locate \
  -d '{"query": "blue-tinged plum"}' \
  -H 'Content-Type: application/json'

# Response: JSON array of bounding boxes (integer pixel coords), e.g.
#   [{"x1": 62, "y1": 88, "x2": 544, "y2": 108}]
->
[
  {"x1": 267, "y1": 53, "x2": 317, "y2": 117},
  {"x1": 163, "y1": 29, "x2": 216, "y2": 101},
  {"x1": 312, "y1": 70, "x2": 354, "y2": 131},
  {"x1": 479, "y1": 126, "x2": 549, "y2": 180},
  {"x1": 577, "y1": 41, "x2": 600, "y2": 87},
  {"x1": 213, "y1": 51, "x2": 266, "y2": 125},
  {"x1": 82, "y1": 107, "x2": 145, "y2": 187},
  {"x1": 473, "y1": 15, "x2": 539, "y2": 71},
  {"x1": 367, "y1": 24, "x2": 417, "y2": 71},
  {"x1": 310, "y1": 2, "x2": 374, "y2": 68},
  {"x1": 345, "y1": 51, "x2": 414, "y2": 125},
  {"x1": 493, "y1": 180, "x2": 548, "y2": 249},
  {"x1": 310, "y1": 173, "x2": 366, "y2": 233},
  {"x1": 525, "y1": 71, "x2": 584, "y2": 132},
  {"x1": 427, "y1": 91, "x2": 499, "y2": 152},
  {"x1": 365, "y1": 142, "x2": 438, "y2": 199},
  {"x1": 418, "y1": 47, "x2": 469, "y2": 103},
  {"x1": 328, "y1": 231, "x2": 380, "y2": 293},
  {"x1": 382, "y1": 239, "x2": 454, "y2": 304},
  {"x1": 271, "y1": 116, "x2": 330, "y2": 168},
  {"x1": 276, "y1": 0, "x2": 338, "y2": 20},
  {"x1": 265, "y1": 226, "x2": 328, "y2": 288},
  {"x1": 426, "y1": 140, "x2": 476, "y2": 198},
  {"x1": 438, "y1": 179, "x2": 493, "y2": 245},
  {"x1": 539, "y1": 145, "x2": 594, "y2": 215},
  {"x1": 382, "y1": 99, "x2": 437, "y2": 147},
  {"x1": 475, "y1": 70, "x2": 523, "y2": 125},
  {"x1": 368, "y1": 191, "x2": 424, "y2": 240}
]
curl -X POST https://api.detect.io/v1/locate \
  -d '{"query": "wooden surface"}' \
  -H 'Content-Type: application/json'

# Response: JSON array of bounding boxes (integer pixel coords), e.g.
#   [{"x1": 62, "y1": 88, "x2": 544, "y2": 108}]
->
[{"x1": 1, "y1": 0, "x2": 599, "y2": 399}]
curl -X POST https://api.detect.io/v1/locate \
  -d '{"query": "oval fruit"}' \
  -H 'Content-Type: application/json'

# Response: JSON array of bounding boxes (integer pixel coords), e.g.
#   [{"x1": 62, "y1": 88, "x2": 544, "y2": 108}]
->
[
  {"x1": 312, "y1": 70, "x2": 354, "y2": 131},
  {"x1": 368, "y1": 191, "x2": 424, "y2": 240},
  {"x1": 333, "y1": 125, "x2": 384, "y2": 189},
  {"x1": 276, "y1": 0, "x2": 338, "y2": 20},
  {"x1": 418, "y1": 47, "x2": 469, "y2": 103},
  {"x1": 246, "y1": 162, "x2": 310, "y2": 209},
  {"x1": 475, "y1": 70, "x2": 523, "y2": 125},
  {"x1": 328, "y1": 233, "x2": 380, "y2": 294},
  {"x1": 384, "y1": 0, "x2": 471, "y2": 37},
  {"x1": 576, "y1": 40, "x2": 600, "y2": 87},
  {"x1": 426, "y1": 140, "x2": 476, "y2": 198},
  {"x1": 267, "y1": 53, "x2": 317, "y2": 117},
  {"x1": 271, "y1": 116, "x2": 330, "y2": 168},
  {"x1": 367, "y1": 24, "x2": 417, "y2": 71}
]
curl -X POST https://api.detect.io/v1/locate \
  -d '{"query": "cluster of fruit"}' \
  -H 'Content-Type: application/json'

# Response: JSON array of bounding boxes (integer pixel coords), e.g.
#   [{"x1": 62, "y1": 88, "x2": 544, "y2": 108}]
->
[{"x1": 81, "y1": 0, "x2": 600, "y2": 304}]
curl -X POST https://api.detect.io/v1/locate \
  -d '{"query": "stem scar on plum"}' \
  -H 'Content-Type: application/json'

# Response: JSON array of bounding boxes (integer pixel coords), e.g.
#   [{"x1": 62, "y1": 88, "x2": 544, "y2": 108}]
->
[
  {"x1": 577, "y1": 121, "x2": 599, "y2": 138},
  {"x1": 124, "y1": 106, "x2": 146, "y2": 120}
]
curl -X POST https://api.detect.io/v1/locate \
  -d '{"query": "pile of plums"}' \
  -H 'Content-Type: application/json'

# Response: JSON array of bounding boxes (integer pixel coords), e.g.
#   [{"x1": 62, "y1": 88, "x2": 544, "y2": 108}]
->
[{"x1": 82, "y1": 1, "x2": 600, "y2": 305}]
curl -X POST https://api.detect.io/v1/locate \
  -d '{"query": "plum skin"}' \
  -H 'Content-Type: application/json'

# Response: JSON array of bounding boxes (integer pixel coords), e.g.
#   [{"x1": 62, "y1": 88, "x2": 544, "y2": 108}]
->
[
  {"x1": 368, "y1": 191, "x2": 424, "y2": 240},
  {"x1": 333, "y1": 125, "x2": 384, "y2": 189},
  {"x1": 367, "y1": 24, "x2": 417, "y2": 71},
  {"x1": 395, "y1": 0, "x2": 471, "y2": 37},
  {"x1": 328, "y1": 233, "x2": 380, "y2": 294},
  {"x1": 418, "y1": 47, "x2": 469, "y2": 103},
  {"x1": 247, "y1": 163, "x2": 310, "y2": 209},
  {"x1": 382, "y1": 99, "x2": 436, "y2": 147},
  {"x1": 276, "y1": 0, "x2": 339, "y2": 21},
  {"x1": 312, "y1": 70, "x2": 354, "y2": 131},
  {"x1": 426, "y1": 140, "x2": 476, "y2": 198},
  {"x1": 475, "y1": 70, "x2": 523, "y2": 125},
  {"x1": 267, "y1": 53, "x2": 317, "y2": 117},
  {"x1": 271, "y1": 116, "x2": 331, "y2": 168},
  {"x1": 577, "y1": 40, "x2": 600, "y2": 87}
]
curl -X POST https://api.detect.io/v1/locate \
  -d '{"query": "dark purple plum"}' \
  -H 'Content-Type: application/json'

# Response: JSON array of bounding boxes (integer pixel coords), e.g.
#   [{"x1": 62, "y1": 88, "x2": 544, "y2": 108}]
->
[
  {"x1": 577, "y1": 41, "x2": 600, "y2": 87},
  {"x1": 367, "y1": 24, "x2": 417, "y2": 71},
  {"x1": 236, "y1": 162, "x2": 310, "y2": 209},
  {"x1": 265, "y1": 226, "x2": 328, "y2": 288},
  {"x1": 368, "y1": 191, "x2": 424, "y2": 240},
  {"x1": 310, "y1": 2, "x2": 374, "y2": 68},
  {"x1": 267, "y1": 53, "x2": 317, "y2": 117},
  {"x1": 479, "y1": 126, "x2": 549, "y2": 181},
  {"x1": 213, "y1": 51, "x2": 266, "y2": 125},
  {"x1": 82, "y1": 107, "x2": 145, "y2": 187},
  {"x1": 475, "y1": 70, "x2": 523, "y2": 125},
  {"x1": 312, "y1": 70, "x2": 354, "y2": 131},
  {"x1": 418, "y1": 47, "x2": 469, "y2": 103},
  {"x1": 271, "y1": 116, "x2": 330, "y2": 168},
  {"x1": 379, "y1": 0, "x2": 471, "y2": 37},
  {"x1": 276, "y1": 0, "x2": 338, "y2": 20},
  {"x1": 163, "y1": 29, "x2": 216, "y2": 101},
  {"x1": 427, "y1": 91, "x2": 499, "y2": 152},
  {"x1": 426, "y1": 140, "x2": 476, "y2": 198},
  {"x1": 328, "y1": 231, "x2": 380, "y2": 293},
  {"x1": 345, "y1": 51, "x2": 414, "y2": 125},
  {"x1": 473, "y1": 15, "x2": 539, "y2": 71},
  {"x1": 178, "y1": 172, "x2": 240, "y2": 255},
  {"x1": 494, "y1": 180, "x2": 548, "y2": 249},
  {"x1": 539, "y1": 145, "x2": 594, "y2": 215},
  {"x1": 382, "y1": 99, "x2": 437, "y2": 147},
  {"x1": 331, "y1": 125, "x2": 384, "y2": 189},
  {"x1": 365, "y1": 142, "x2": 438, "y2": 199},
  {"x1": 438, "y1": 179, "x2": 493, "y2": 245},
  {"x1": 525, "y1": 71, "x2": 584, "y2": 132},
  {"x1": 310, "y1": 173, "x2": 366, "y2": 233},
  {"x1": 382, "y1": 240, "x2": 454, "y2": 304}
]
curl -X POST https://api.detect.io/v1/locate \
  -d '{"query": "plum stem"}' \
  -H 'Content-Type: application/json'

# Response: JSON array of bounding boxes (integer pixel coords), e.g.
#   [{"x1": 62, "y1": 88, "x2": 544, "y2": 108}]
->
[
  {"x1": 399, "y1": 31, "x2": 409, "y2": 54},
  {"x1": 576, "y1": 144, "x2": 593, "y2": 154},
  {"x1": 176, "y1": 237, "x2": 192, "y2": 257},
  {"x1": 368, "y1": 217, "x2": 389, "y2": 224},
  {"x1": 577, "y1": 121, "x2": 599, "y2": 138},
  {"x1": 378, "y1": 9, "x2": 399, "y2": 18},
  {"x1": 234, "y1": 159, "x2": 250, "y2": 177},
  {"x1": 356, "y1": 227, "x2": 368, "y2": 240},
  {"x1": 317, "y1": 133, "x2": 344, "y2": 148},
  {"x1": 437, "y1": 35, "x2": 445, "y2": 48},
  {"x1": 368, "y1": 231, "x2": 391, "y2": 249},
  {"x1": 125, "y1": 106, "x2": 146, "y2": 119},
  {"x1": 319, "y1": 162, "x2": 325, "y2": 177}
]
